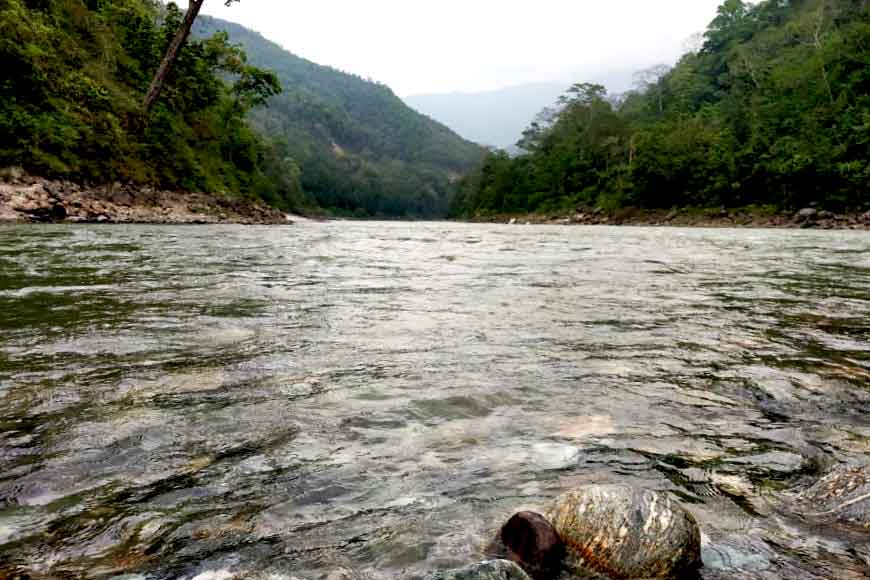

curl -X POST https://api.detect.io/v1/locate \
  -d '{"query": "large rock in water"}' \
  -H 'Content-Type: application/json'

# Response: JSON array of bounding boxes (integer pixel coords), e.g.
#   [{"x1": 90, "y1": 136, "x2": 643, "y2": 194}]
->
[
  {"x1": 796, "y1": 464, "x2": 870, "y2": 529},
  {"x1": 487, "y1": 512, "x2": 565, "y2": 580},
  {"x1": 546, "y1": 485, "x2": 702, "y2": 579},
  {"x1": 425, "y1": 560, "x2": 532, "y2": 580}
]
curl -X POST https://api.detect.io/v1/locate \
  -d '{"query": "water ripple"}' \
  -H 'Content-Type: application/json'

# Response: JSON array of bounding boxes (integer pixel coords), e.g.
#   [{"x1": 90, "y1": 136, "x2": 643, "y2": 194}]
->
[{"x1": 0, "y1": 223, "x2": 869, "y2": 579}]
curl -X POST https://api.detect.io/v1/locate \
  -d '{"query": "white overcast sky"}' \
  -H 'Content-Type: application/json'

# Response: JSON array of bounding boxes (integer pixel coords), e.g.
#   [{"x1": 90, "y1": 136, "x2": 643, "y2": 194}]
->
[{"x1": 177, "y1": 0, "x2": 725, "y2": 97}]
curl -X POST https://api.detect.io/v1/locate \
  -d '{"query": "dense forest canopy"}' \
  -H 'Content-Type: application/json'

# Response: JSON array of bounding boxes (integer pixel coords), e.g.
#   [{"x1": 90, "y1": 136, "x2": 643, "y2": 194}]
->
[
  {"x1": 0, "y1": 0, "x2": 306, "y2": 207},
  {"x1": 0, "y1": 0, "x2": 483, "y2": 218},
  {"x1": 451, "y1": 0, "x2": 870, "y2": 217}
]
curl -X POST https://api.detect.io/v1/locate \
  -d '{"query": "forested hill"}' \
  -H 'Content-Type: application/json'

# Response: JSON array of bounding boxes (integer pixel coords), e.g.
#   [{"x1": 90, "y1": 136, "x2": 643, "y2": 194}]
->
[
  {"x1": 452, "y1": 0, "x2": 870, "y2": 218},
  {"x1": 1, "y1": 0, "x2": 296, "y2": 206},
  {"x1": 0, "y1": 0, "x2": 482, "y2": 219},
  {"x1": 193, "y1": 16, "x2": 484, "y2": 218}
]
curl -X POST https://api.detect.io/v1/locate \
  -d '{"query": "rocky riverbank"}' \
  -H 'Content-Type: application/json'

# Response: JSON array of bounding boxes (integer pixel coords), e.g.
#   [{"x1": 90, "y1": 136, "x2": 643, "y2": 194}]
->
[
  {"x1": 0, "y1": 170, "x2": 291, "y2": 225},
  {"x1": 473, "y1": 206, "x2": 870, "y2": 229}
]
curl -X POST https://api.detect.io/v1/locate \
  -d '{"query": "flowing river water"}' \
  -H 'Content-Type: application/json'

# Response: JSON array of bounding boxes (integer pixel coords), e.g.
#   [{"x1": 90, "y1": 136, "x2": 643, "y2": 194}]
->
[{"x1": 1, "y1": 223, "x2": 869, "y2": 580}]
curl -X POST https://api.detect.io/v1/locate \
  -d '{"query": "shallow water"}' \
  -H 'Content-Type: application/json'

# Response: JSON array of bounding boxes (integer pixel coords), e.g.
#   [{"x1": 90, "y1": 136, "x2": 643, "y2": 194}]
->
[{"x1": 1, "y1": 223, "x2": 869, "y2": 579}]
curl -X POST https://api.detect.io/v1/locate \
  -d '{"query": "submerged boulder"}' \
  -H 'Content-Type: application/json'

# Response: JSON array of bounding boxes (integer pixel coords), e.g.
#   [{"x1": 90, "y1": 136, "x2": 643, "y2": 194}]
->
[
  {"x1": 487, "y1": 512, "x2": 565, "y2": 580},
  {"x1": 796, "y1": 464, "x2": 870, "y2": 530},
  {"x1": 546, "y1": 484, "x2": 702, "y2": 579},
  {"x1": 425, "y1": 560, "x2": 532, "y2": 580}
]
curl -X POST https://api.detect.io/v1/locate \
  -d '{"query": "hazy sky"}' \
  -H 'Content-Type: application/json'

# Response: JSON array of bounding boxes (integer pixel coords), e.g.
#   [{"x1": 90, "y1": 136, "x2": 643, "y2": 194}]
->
[{"x1": 178, "y1": 0, "x2": 725, "y2": 97}]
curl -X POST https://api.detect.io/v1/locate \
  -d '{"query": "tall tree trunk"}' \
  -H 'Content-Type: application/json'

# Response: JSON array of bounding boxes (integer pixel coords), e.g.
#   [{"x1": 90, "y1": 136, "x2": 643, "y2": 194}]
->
[
  {"x1": 143, "y1": 0, "x2": 206, "y2": 115},
  {"x1": 813, "y1": 0, "x2": 835, "y2": 105}
]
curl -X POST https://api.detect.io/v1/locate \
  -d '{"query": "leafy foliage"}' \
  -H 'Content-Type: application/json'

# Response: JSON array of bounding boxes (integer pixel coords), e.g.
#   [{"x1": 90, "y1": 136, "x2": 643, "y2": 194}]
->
[
  {"x1": 452, "y1": 0, "x2": 870, "y2": 217},
  {"x1": 0, "y1": 0, "x2": 316, "y2": 210}
]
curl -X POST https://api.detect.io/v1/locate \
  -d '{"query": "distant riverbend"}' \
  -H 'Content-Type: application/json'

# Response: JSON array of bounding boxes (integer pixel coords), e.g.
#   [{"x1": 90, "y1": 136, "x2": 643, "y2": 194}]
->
[{"x1": 1, "y1": 223, "x2": 869, "y2": 579}]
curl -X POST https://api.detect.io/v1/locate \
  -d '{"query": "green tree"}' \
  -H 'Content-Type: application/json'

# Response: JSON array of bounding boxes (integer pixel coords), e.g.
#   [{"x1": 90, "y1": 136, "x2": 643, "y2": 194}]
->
[
  {"x1": 143, "y1": 0, "x2": 241, "y2": 114},
  {"x1": 452, "y1": 0, "x2": 870, "y2": 217}
]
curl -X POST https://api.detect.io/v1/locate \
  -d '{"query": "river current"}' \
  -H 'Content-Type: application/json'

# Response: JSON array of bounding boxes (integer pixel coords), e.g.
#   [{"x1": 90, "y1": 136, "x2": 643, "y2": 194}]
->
[{"x1": 1, "y1": 223, "x2": 869, "y2": 579}]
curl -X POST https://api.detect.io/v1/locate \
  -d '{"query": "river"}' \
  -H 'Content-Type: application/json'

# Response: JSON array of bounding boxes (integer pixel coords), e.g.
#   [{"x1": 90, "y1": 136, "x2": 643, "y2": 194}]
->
[{"x1": 1, "y1": 223, "x2": 869, "y2": 579}]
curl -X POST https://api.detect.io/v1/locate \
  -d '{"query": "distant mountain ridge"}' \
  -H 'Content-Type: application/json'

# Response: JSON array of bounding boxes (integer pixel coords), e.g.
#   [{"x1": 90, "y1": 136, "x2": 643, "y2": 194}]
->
[
  {"x1": 194, "y1": 16, "x2": 484, "y2": 217},
  {"x1": 406, "y1": 71, "x2": 638, "y2": 150},
  {"x1": 405, "y1": 83, "x2": 568, "y2": 150}
]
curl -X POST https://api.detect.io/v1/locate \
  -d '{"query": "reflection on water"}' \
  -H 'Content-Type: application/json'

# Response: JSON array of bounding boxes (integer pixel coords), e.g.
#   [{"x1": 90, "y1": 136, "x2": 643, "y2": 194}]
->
[{"x1": 1, "y1": 223, "x2": 869, "y2": 579}]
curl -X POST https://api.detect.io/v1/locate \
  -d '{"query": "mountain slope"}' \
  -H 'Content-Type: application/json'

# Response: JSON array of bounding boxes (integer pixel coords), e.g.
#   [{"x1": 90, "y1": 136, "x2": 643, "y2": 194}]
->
[{"x1": 194, "y1": 16, "x2": 484, "y2": 218}]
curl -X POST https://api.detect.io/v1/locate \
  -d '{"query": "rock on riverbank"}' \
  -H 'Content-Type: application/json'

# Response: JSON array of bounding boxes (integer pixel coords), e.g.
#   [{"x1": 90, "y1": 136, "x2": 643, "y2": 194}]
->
[{"x1": 0, "y1": 170, "x2": 290, "y2": 225}]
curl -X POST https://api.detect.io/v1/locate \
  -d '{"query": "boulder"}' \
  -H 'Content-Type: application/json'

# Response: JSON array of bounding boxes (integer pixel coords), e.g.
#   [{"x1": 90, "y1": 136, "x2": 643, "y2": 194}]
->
[
  {"x1": 546, "y1": 485, "x2": 701, "y2": 579},
  {"x1": 16, "y1": 193, "x2": 67, "y2": 222},
  {"x1": 727, "y1": 451, "x2": 804, "y2": 476},
  {"x1": 425, "y1": 560, "x2": 532, "y2": 580},
  {"x1": 860, "y1": 211, "x2": 870, "y2": 224},
  {"x1": 796, "y1": 464, "x2": 870, "y2": 529},
  {"x1": 531, "y1": 443, "x2": 580, "y2": 471},
  {"x1": 0, "y1": 166, "x2": 25, "y2": 183},
  {"x1": 47, "y1": 202, "x2": 67, "y2": 221},
  {"x1": 795, "y1": 208, "x2": 818, "y2": 221},
  {"x1": 487, "y1": 512, "x2": 564, "y2": 580}
]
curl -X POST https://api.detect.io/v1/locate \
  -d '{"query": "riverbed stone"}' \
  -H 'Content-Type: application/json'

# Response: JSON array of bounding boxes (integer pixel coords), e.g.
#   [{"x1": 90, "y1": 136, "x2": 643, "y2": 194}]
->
[
  {"x1": 797, "y1": 464, "x2": 870, "y2": 529},
  {"x1": 0, "y1": 166, "x2": 25, "y2": 183},
  {"x1": 727, "y1": 451, "x2": 805, "y2": 476},
  {"x1": 325, "y1": 568, "x2": 353, "y2": 580},
  {"x1": 425, "y1": 560, "x2": 532, "y2": 580},
  {"x1": 796, "y1": 208, "x2": 818, "y2": 221},
  {"x1": 530, "y1": 443, "x2": 580, "y2": 471},
  {"x1": 487, "y1": 512, "x2": 564, "y2": 580},
  {"x1": 546, "y1": 484, "x2": 702, "y2": 579}
]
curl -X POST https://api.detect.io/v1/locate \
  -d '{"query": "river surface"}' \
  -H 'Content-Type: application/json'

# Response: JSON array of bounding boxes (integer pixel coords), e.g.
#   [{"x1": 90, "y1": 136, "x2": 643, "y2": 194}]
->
[{"x1": 1, "y1": 223, "x2": 869, "y2": 580}]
